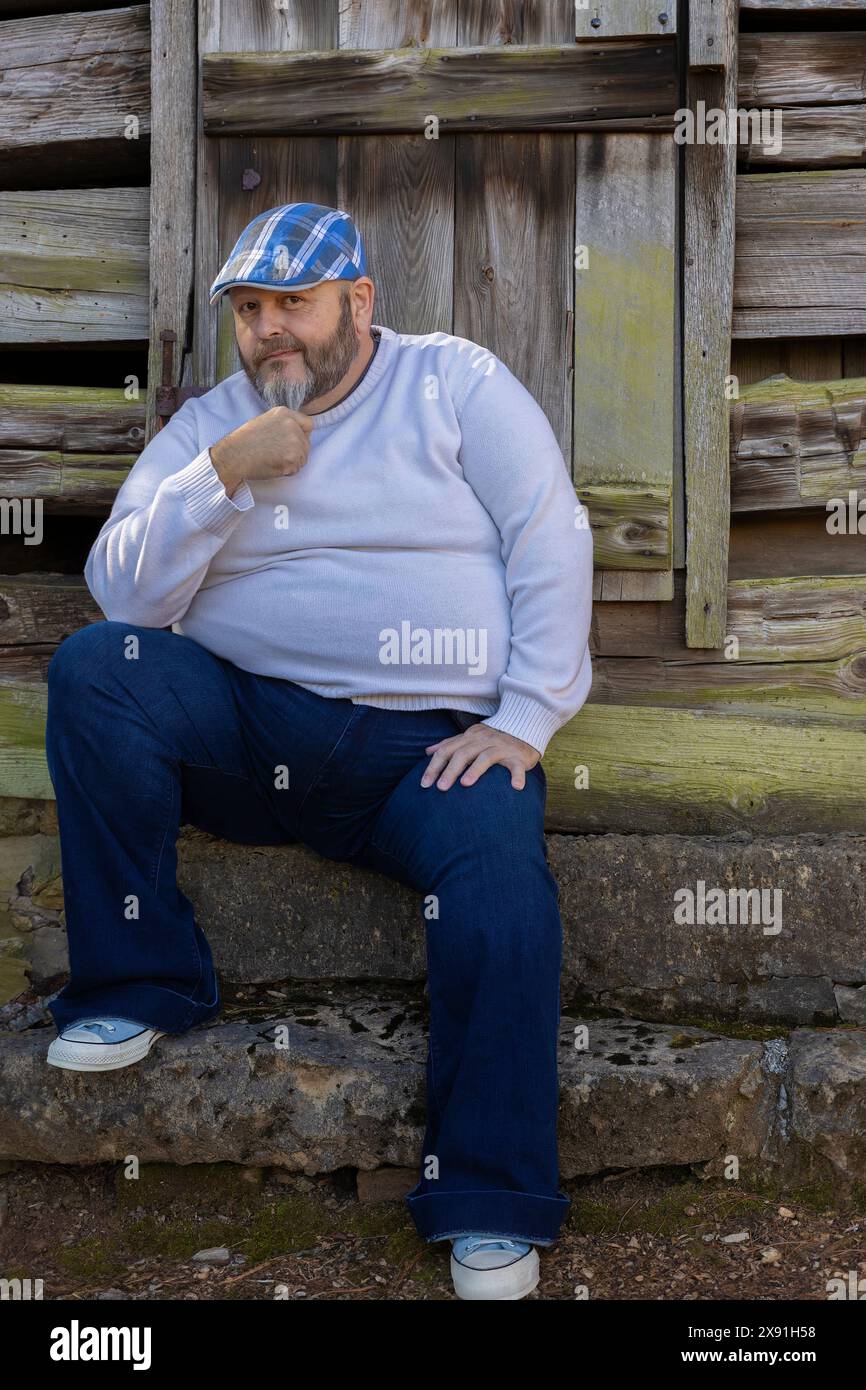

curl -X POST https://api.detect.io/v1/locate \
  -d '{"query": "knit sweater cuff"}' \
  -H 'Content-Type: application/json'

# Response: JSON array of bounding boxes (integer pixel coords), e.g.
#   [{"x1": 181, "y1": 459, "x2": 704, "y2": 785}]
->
[
  {"x1": 480, "y1": 691, "x2": 563, "y2": 758},
  {"x1": 172, "y1": 448, "x2": 255, "y2": 537}
]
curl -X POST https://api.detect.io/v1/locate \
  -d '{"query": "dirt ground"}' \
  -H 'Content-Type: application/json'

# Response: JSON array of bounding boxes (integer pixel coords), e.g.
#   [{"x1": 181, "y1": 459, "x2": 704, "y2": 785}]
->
[{"x1": 2, "y1": 1157, "x2": 864, "y2": 1302}]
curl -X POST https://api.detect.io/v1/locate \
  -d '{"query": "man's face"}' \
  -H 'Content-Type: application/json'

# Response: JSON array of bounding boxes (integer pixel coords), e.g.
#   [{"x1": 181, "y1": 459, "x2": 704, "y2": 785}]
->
[{"x1": 228, "y1": 282, "x2": 362, "y2": 411}]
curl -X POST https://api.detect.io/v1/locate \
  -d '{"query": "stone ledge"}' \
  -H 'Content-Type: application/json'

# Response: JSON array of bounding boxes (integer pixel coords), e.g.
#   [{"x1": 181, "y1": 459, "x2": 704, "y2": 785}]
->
[
  {"x1": 2, "y1": 1000, "x2": 865, "y2": 1186},
  {"x1": 3, "y1": 828, "x2": 866, "y2": 1025}
]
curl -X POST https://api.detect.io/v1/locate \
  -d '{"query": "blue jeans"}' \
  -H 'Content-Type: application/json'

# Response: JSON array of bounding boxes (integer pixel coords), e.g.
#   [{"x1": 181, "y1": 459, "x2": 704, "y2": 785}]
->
[{"x1": 44, "y1": 622, "x2": 570, "y2": 1246}]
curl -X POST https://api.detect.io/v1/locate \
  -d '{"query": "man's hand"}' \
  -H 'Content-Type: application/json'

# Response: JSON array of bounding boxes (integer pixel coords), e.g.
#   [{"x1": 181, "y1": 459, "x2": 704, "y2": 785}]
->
[
  {"x1": 420, "y1": 723, "x2": 540, "y2": 791},
  {"x1": 210, "y1": 406, "x2": 314, "y2": 497}
]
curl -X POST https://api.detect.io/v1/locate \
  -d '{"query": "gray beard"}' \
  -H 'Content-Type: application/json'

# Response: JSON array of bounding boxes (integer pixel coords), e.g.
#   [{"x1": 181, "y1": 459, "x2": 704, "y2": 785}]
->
[{"x1": 253, "y1": 365, "x2": 314, "y2": 411}]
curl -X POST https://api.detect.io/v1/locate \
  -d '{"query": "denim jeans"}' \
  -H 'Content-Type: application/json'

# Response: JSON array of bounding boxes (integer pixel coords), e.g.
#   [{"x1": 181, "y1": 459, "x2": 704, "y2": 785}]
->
[{"x1": 44, "y1": 621, "x2": 570, "y2": 1246}]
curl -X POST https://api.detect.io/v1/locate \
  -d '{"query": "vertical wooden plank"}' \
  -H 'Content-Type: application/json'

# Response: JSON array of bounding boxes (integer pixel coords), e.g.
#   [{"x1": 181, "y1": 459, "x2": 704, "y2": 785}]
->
[
  {"x1": 146, "y1": 0, "x2": 196, "y2": 440},
  {"x1": 572, "y1": 133, "x2": 676, "y2": 584},
  {"x1": 689, "y1": 0, "x2": 732, "y2": 69},
  {"x1": 455, "y1": 3, "x2": 575, "y2": 461},
  {"x1": 194, "y1": 0, "x2": 339, "y2": 387},
  {"x1": 684, "y1": 0, "x2": 739, "y2": 647},
  {"x1": 338, "y1": 3, "x2": 458, "y2": 338}
]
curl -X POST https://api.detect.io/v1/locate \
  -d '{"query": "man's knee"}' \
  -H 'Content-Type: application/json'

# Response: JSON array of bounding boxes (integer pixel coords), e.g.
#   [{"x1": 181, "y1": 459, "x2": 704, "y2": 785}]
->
[{"x1": 47, "y1": 621, "x2": 175, "y2": 697}]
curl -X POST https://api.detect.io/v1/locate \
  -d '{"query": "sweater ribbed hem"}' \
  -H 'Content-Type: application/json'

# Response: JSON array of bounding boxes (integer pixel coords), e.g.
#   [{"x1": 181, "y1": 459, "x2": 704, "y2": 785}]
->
[
  {"x1": 172, "y1": 448, "x2": 254, "y2": 537},
  {"x1": 479, "y1": 691, "x2": 564, "y2": 758}
]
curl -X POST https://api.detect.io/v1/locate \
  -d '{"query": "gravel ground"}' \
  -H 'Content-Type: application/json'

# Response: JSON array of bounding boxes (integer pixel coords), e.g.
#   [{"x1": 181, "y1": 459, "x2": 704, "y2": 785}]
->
[{"x1": 2, "y1": 1159, "x2": 865, "y2": 1302}]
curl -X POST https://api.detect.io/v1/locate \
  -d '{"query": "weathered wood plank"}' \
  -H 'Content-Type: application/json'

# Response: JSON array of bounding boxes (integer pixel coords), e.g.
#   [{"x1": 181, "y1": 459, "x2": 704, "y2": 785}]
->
[
  {"x1": 0, "y1": 577, "x2": 102, "y2": 647},
  {"x1": 576, "y1": 1, "x2": 676, "y2": 38},
  {"x1": 146, "y1": 0, "x2": 197, "y2": 442},
  {"x1": 683, "y1": 0, "x2": 739, "y2": 647},
  {"x1": 591, "y1": 573, "x2": 866, "y2": 662},
  {"x1": 0, "y1": 5, "x2": 150, "y2": 183},
  {"x1": 592, "y1": 571, "x2": 676, "y2": 601},
  {"x1": 589, "y1": 653, "x2": 866, "y2": 723},
  {"x1": 5, "y1": 670, "x2": 865, "y2": 832},
  {"x1": 580, "y1": 485, "x2": 671, "y2": 569},
  {"x1": 729, "y1": 510, "x2": 866, "y2": 579},
  {"x1": 0, "y1": 386, "x2": 145, "y2": 453},
  {"x1": 730, "y1": 374, "x2": 866, "y2": 512},
  {"x1": 730, "y1": 338, "x2": 844, "y2": 387},
  {"x1": 545, "y1": 704, "x2": 866, "y2": 834},
  {"x1": 0, "y1": 190, "x2": 149, "y2": 345},
  {"x1": 741, "y1": 0, "x2": 866, "y2": 8},
  {"x1": 0, "y1": 454, "x2": 133, "y2": 508},
  {"x1": 738, "y1": 31, "x2": 866, "y2": 106},
  {"x1": 573, "y1": 133, "x2": 676, "y2": 578},
  {"x1": 738, "y1": 106, "x2": 866, "y2": 171},
  {"x1": 455, "y1": 132, "x2": 574, "y2": 457},
  {"x1": 202, "y1": 42, "x2": 679, "y2": 136},
  {"x1": 690, "y1": 0, "x2": 736, "y2": 71},
  {"x1": 733, "y1": 170, "x2": 866, "y2": 338}
]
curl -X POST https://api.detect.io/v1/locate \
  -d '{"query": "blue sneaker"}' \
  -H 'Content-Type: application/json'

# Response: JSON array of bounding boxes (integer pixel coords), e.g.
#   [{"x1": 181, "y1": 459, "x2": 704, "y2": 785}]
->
[
  {"x1": 450, "y1": 1235, "x2": 540, "y2": 1300},
  {"x1": 47, "y1": 1018, "x2": 165, "y2": 1072}
]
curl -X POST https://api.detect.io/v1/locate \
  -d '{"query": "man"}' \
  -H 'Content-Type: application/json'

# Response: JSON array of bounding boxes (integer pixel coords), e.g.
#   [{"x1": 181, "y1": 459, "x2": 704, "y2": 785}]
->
[{"x1": 44, "y1": 202, "x2": 594, "y2": 1301}]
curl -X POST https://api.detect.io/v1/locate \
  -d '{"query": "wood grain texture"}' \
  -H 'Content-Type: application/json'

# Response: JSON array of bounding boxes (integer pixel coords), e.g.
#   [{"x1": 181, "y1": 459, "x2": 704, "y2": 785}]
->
[
  {"x1": 683, "y1": 0, "x2": 739, "y2": 647},
  {"x1": 689, "y1": 0, "x2": 735, "y2": 70},
  {"x1": 737, "y1": 107, "x2": 866, "y2": 170},
  {"x1": 733, "y1": 170, "x2": 866, "y2": 338},
  {"x1": 575, "y1": 0, "x2": 676, "y2": 39},
  {"x1": 0, "y1": 386, "x2": 145, "y2": 453},
  {"x1": 202, "y1": 42, "x2": 679, "y2": 135},
  {"x1": 0, "y1": 453, "x2": 134, "y2": 508},
  {"x1": 455, "y1": 132, "x2": 574, "y2": 455},
  {"x1": 0, "y1": 189, "x2": 149, "y2": 344},
  {"x1": 730, "y1": 373, "x2": 866, "y2": 512},
  {"x1": 146, "y1": 0, "x2": 197, "y2": 443},
  {"x1": 0, "y1": 576, "x2": 102, "y2": 646},
  {"x1": 0, "y1": 4, "x2": 150, "y2": 180},
  {"x1": 738, "y1": 31, "x2": 866, "y2": 107},
  {"x1": 573, "y1": 132, "x2": 676, "y2": 580}
]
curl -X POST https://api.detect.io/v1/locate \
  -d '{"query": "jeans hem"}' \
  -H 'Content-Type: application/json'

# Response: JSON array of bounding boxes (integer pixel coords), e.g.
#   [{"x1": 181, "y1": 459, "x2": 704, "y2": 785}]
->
[
  {"x1": 406, "y1": 1187, "x2": 570, "y2": 1247},
  {"x1": 47, "y1": 978, "x2": 221, "y2": 1035}
]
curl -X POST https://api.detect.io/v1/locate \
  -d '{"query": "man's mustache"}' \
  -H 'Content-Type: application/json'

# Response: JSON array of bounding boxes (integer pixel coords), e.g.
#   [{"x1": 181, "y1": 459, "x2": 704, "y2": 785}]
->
[{"x1": 255, "y1": 341, "x2": 306, "y2": 367}]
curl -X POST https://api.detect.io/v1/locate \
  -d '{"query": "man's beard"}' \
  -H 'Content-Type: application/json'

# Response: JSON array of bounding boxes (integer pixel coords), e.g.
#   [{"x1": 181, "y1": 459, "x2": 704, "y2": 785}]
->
[{"x1": 245, "y1": 292, "x2": 359, "y2": 411}]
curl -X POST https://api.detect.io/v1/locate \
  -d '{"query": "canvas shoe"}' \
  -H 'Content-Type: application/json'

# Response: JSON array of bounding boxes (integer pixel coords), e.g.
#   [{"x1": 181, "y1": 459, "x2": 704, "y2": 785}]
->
[
  {"x1": 450, "y1": 1235, "x2": 540, "y2": 1300},
  {"x1": 47, "y1": 1018, "x2": 165, "y2": 1072}
]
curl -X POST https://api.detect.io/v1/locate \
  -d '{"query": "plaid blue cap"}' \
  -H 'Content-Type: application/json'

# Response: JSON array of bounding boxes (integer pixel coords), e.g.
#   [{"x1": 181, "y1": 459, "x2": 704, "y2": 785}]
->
[{"x1": 209, "y1": 202, "x2": 367, "y2": 306}]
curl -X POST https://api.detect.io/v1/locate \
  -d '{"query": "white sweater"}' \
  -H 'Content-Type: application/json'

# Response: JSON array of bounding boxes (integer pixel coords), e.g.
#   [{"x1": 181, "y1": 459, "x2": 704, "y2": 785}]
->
[{"x1": 85, "y1": 324, "x2": 594, "y2": 756}]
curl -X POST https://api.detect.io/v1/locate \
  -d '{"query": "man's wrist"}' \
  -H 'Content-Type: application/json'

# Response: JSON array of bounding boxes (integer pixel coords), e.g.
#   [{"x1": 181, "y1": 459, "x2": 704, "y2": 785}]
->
[{"x1": 209, "y1": 438, "x2": 242, "y2": 498}]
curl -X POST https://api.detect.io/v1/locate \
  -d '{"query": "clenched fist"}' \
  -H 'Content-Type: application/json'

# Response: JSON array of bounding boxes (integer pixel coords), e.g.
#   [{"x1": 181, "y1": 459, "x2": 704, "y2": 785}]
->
[{"x1": 210, "y1": 406, "x2": 314, "y2": 497}]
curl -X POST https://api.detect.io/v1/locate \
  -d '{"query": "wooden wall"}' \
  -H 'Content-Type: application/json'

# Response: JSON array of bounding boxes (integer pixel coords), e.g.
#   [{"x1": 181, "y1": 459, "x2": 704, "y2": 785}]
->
[{"x1": 1, "y1": 0, "x2": 865, "y2": 839}]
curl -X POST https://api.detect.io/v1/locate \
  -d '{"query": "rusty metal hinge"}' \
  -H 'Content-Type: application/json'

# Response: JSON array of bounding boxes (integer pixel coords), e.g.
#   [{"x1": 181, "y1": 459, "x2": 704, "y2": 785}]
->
[{"x1": 155, "y1": 330, "x2": 209, "y2": 428}]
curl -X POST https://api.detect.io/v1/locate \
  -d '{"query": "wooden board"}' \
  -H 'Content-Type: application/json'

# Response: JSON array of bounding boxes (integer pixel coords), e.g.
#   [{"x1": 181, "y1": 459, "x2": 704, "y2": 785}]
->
[
  {"x1": 730, "y1": 374, "x2": 866, "y2": 511},
  {"x1": 0, "y1": 190, "x2": 149, "y2": 345},
  {"x1": 0, "y1": 386, "x2": 145, "y2": 452},
  {"x1": 683, "y1": 0, "x2": 739, "y2": 647},
  {"x1": 737, "y1": 106, "x2": 866, "y2": 171},
  {"x1": 734, "y1": 170, "x2": 866, "y2": 338},
  {"x1": 0, "y1": 453, "x2": 134, "y2": 508},
  {"x1": 146, "y1": 0, "x2": 197, "y2": 442},
  {"x1": 202, "y1": 42, "x2": 679, "y2": 136},
  {"x1": 575, "y1": 1, "x2": 677, "y2": 39},
  {"x1": 0, "y1": 576, "x2": 102, "y2": 646},
  {"x1": 738, "y1": 31, "x2": 866, "y2": 106},
  {"x1": 0, "y1": 5, "x2": 150, "y2": 184},
  {"x1": 573, "y1": 133, "x2": 676, "y2": 578}
]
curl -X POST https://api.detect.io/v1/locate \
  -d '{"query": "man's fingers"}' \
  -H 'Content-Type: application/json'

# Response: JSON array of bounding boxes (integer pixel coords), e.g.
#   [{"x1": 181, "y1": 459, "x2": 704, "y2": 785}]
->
[{"x1": 433, "y1": 746, "x2": 479, "y2": 789}]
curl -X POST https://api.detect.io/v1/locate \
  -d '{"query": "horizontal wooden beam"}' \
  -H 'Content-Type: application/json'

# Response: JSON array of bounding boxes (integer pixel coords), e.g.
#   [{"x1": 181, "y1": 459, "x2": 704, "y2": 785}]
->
[
  {"x1": 592, "y1": 572, "x2": 866, "y2": 662},
  {"x1": 545, "y1": 703, "x2": 866, "y2": 834},
  {"x1": 0, "y1": 576, "x2": 102, "y2": 647},
  {"x1": 733, "y1": 169, "x2": 866, "y2": 338},
  {"x1": 737, "y1": 105, "x2": 866, "y2": 170},
  {"x1": 730, "y1": 373, "x2": 866, "y2": 511},
  {"x1": 738, "y1": 31, "x2": 866, "y2": 107},
  {"x1": 0, "y1": 385, "x2": 145, "y2": 453},
  {"x1": 0, "y1": 5, "x2": 150, "y2": 182},
  {"x1": 0, "y1": 453, "x2": 134, "y2": 508},
  {"x1": 202, "y1": 41, "x2": 679, "y2": 135},
  {"x1": 0, "y1": 190, "x2": 149, "y2": 345}
]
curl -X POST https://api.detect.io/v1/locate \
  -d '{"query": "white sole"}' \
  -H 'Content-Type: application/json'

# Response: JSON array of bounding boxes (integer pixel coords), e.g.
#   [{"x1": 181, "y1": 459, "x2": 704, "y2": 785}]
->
[
  {"x1": 47, "y1": 1030, "x2": 166, "y2": 1072},
  {"x1": 451, "y1": 1246, "x2": 540, "y2": 1301}
]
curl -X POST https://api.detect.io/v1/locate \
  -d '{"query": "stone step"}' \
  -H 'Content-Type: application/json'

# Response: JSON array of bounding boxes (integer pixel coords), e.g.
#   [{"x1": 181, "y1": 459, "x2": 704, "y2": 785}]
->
[
  {"x1": 1, "y1": 993, "x2": 865, "y2": 1186},
  {"x1": 5, "y1": 828, "x2": 866, "y2": 1025}
]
